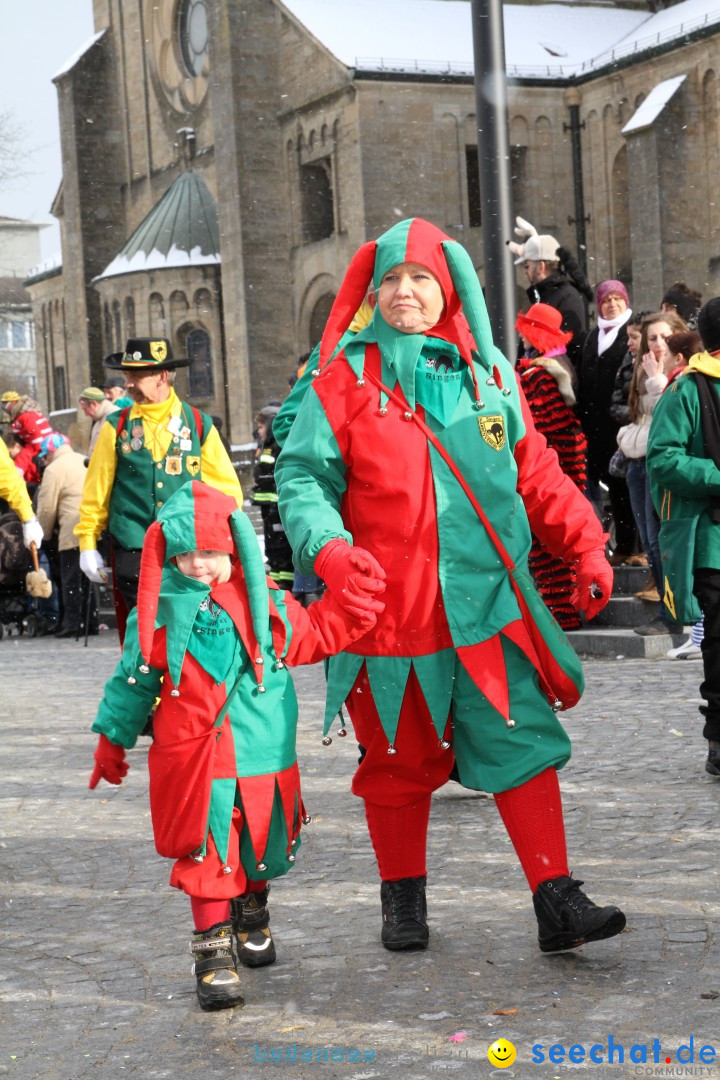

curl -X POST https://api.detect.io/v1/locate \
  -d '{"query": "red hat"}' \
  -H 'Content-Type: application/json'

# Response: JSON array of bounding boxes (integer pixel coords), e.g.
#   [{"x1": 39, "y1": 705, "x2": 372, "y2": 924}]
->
[
  {"x1": 137, "y1": 481, "x2": 269, "y2": 689},
  {"x1": 515, "y1": 303, "x2": 572, "y2": 354}
]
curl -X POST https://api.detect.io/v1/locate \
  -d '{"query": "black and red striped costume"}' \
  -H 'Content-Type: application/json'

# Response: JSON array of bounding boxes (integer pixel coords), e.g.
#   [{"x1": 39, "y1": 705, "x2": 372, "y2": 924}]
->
[{"x1": 518, "y1": 353, "x2": 588, "y2": 630}]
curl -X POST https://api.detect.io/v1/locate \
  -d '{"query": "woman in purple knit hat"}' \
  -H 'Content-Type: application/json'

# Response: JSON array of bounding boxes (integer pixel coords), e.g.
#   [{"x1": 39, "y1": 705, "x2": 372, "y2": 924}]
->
[{"x1": 576, "y1": 279, "x2": 638, "y2": 564}]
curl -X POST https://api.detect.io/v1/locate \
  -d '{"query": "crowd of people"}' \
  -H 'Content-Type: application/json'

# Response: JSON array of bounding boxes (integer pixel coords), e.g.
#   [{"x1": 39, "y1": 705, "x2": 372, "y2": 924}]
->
[
  {"x1": 509, "y1": 218, "x2": 704, "y2": 645},
  {"x1": 3, "y1": 218, "x2": 720, "y2": 1016}
]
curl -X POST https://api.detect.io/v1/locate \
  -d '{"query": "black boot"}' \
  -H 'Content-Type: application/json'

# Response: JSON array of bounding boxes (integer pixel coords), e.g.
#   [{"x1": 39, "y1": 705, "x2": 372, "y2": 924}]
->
[
  {"x1": 706, "y1": 741, "x2": 720, "y2": 776},
  {"x1": 533, "y1": 876, "x2": 626, "y2": 953},
  {"x1": 380, "y1": 876, "x2": 429, "y2": 951},
  {"x1": 231, "y1": 887, "x2": 276, "y2": 967},
  {"x1": 190, "y1": 921, "x2": 244, "y2": 1010}
]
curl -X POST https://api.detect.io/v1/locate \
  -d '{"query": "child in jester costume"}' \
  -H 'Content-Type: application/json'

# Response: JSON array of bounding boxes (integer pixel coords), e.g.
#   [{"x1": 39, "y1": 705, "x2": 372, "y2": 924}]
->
[
  {"x1": 88, "y1": 481, "x2": 383, "y2": 1010},
  {"x1": 276, "y1": 217, "x2": 626, "y2": 954}
]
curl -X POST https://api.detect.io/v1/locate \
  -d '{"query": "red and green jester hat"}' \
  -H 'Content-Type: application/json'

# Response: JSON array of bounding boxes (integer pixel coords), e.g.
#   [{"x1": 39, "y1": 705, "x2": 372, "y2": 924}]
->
[
  {"x1": 92, "y1": 481, "x2": 311, "y2": 898},
  {"x1": 276, "y1": 218, "x2": 605, "y2": 792}
]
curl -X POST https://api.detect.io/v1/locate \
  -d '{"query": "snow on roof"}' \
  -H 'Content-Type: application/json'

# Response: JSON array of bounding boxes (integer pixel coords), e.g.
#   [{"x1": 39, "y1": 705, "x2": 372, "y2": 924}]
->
[
  {"x1": 52, "y1": 30, "x2": 106, "y2": 81},
  {"x1": 621, "y1": 73, "x2": 687, "y2": 133},
  {"x1": 99, "y1": 243, "x2": 220, "y2": 280},
  {"x1": 279, "y1": 0, "x2": 720, "y2": 80},
  {"x1": 25, "y1": 252, "x2": 63, "y2": 285}
]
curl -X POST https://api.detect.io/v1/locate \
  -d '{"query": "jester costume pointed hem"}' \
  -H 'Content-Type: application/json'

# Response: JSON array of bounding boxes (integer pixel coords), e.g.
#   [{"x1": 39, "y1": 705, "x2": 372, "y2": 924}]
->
[{"x1": 91, "y1": 481, "x2": 377, "y2": 898}]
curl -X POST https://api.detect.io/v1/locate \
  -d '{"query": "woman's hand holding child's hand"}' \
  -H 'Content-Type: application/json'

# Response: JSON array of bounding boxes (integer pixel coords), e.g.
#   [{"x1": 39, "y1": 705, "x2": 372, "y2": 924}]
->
[{"x1": 315, "y1": 539, "x2": 387, "y2": 620}]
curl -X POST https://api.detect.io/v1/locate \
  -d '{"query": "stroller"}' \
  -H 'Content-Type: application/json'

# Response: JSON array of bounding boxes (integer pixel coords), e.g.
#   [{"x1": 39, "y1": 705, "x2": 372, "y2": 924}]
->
[{"x1": 0, "y1": 510, "x2": 54, "y2": 638}]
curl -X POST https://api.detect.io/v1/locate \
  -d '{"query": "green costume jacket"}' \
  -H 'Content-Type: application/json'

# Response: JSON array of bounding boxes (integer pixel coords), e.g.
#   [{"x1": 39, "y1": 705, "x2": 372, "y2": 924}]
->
[
  {"x1": 647, "y1": 355, "x2": 720, "y2": 615},
  {"x1": 93, "y1": 564, "x2": 374, "y2": 892}
]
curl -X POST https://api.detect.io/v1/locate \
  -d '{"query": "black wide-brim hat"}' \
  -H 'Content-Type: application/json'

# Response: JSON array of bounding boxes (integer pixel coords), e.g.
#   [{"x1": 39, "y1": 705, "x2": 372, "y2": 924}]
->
[{"x1": 104, "y1": 337, "x2": 191, "y2": 371}]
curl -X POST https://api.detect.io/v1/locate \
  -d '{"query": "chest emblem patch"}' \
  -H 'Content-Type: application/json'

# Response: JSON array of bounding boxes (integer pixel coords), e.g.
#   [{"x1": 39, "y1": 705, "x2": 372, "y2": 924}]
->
[{"x1": 478, "y1": 414, "x2": 506, "y2": 451}]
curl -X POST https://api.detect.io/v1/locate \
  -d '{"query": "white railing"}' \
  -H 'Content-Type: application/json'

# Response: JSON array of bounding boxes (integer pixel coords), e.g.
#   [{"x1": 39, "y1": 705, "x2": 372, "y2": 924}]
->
[{"x1": 354, "y1": 11, "x2": 720, "y2": 81}]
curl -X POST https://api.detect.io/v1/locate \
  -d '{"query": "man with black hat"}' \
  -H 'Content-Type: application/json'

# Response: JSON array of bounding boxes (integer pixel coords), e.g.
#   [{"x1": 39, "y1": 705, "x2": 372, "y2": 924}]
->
[
  {"x1": 76, "y1": 338, "x2": 242, "y2": 631},
  {"x1": 647, "y1": 298, "x2": 720, "y2": 777},
  {"x1": 103, "y1": 375, "x2": 133, "y2": 410}
]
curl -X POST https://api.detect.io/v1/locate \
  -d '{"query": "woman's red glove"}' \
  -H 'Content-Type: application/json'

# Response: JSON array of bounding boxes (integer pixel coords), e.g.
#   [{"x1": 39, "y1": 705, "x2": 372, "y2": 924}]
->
[
  {"x1": 89, "y1": 734, "x2": 129, "y2": 789},
  {"x1": 314, "y1": 539, "x2": 387, "y2": 619},
  {"x1": 571, "y1": 550, "x2": 613, "y2": 621}
]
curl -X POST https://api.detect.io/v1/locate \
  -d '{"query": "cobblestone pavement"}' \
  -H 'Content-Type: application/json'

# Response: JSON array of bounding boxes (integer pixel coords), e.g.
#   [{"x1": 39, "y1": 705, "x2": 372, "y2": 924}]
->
[{"x1": 2, "y1": 636, "x2": 720, "y2": 1080}]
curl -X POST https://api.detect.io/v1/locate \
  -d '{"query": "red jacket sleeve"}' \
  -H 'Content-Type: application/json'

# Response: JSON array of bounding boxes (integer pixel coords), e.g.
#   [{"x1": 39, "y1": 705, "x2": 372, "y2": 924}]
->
[
  {"x1": 277, "y1": 588, "x2": 374, "y2": 667},
  {"x1": 514, "y1": 375, "x2": 605, "y2": 561}
]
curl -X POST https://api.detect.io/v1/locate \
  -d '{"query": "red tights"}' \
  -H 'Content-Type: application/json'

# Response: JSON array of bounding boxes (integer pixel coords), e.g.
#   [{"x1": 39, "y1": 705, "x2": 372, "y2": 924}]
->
[
  {"x1": 364, "y1": 767, "x2": 569, "y2": 893},
  {"x1": 190, "y1": 879, "x2": 268, "y2": 931}
]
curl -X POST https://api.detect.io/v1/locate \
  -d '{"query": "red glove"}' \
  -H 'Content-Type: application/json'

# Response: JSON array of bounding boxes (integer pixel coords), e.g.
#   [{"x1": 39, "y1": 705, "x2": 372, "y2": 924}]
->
[
  {"x1": 89, "y1": 734, "x2": 129, "y2": 789},
  {"x1": 314, "y1": 539, "x2": 387, "y2": 619},
  {"x1": 571, "y1": 550, "x2": 614, "y2": 622}
]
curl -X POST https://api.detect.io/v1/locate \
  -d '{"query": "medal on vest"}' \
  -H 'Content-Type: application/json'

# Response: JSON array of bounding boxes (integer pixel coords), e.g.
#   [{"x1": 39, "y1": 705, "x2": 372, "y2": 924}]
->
[
  {"x1": 185, "y1": 456, "x2": 200, "y2": 476},
  {"x1": 121, "y1": 441, "x2": 132, "y2": 454},
  {"x1": 130, "y1": 437, "x2": 143, "y2": 451},
  {"x1": 131, "y1": 425, "x2": 143, "y2": 439},
  {"x1": 165, "y1": 453, "x2": 182, "y2": 475},
  {"x1": 120, "y1": 429, "x2": 129, "y2": 441}
]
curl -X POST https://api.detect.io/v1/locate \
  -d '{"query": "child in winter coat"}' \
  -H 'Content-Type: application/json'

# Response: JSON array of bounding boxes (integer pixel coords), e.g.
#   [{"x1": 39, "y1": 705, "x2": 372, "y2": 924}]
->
[{"x1": 88, "y1": 480, "x2": 383, "y2": 1011}]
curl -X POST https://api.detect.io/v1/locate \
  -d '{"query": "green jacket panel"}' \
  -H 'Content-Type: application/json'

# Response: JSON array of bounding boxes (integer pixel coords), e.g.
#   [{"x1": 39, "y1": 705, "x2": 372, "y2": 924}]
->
[{"x1": 647, "y1": 372, "x2": 720, "y2": 570}]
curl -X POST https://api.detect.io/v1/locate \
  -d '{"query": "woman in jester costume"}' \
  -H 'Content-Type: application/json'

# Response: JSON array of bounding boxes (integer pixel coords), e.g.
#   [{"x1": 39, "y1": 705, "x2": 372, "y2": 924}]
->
[
  {"x1": 276, "y1": 218, "x2": 626, "y2": 953},
  {"x1": 88, "y1": 481, "x2": 382, "y2": 1010}
]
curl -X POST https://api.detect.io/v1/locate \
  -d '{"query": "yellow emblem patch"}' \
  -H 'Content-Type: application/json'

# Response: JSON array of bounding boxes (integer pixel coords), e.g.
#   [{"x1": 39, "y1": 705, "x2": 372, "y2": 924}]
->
[
  {"x1": 185, "y1": 456, "x2": 200, "y2": 476},
  {"x1": 664, "y1": 576, "x2": 677, "y2": 621},
  {"x1": 478, "y1": 414, "x2": 506, "y2": 451},
  {"x1": 150, "y1": 340, "x2": 168, "y2": 363}
]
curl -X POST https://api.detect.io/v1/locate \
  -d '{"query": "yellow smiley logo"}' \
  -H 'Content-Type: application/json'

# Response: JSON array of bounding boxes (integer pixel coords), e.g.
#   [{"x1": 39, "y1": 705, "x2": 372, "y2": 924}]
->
[{"x1": 488, "y1": 1039, "x2": 517, "y2": 1068}]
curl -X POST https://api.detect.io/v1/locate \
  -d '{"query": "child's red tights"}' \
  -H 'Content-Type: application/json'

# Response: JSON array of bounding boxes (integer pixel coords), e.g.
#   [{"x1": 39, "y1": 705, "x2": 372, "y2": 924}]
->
[{"x1": 190, "y1": 879, "x2": 268, "y2": 930}]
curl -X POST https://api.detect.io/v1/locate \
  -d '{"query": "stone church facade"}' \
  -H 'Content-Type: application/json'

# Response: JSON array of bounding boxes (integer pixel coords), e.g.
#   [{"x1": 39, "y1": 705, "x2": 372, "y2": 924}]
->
[{"x1": 25, "y1": 0, "x2": 720, "y2": 444}]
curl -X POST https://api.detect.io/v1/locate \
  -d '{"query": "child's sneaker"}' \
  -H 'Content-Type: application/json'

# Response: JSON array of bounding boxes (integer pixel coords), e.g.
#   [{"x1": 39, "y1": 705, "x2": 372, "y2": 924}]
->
[
  {"x1": 667, "y1": 636, "x2": 702, "y2": 660},
  {"x1": 231, "y1": 887, "x2": 276, "y2": 967},
  {"x1": 190, "y1": 921, "x2": 244, "y2": 1010}
]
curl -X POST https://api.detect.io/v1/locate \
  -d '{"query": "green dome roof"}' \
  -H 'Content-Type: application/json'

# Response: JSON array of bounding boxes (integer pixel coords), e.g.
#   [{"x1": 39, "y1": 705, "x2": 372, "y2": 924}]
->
[{"x1": 97, "y1": 170, "x2": 220, "y2": 280}]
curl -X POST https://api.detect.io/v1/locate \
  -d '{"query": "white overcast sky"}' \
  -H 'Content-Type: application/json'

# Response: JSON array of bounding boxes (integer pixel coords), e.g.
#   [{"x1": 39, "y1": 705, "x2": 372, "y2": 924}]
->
[{"x1": 0, "y1": 1, "x2": 95, "y2": 259}]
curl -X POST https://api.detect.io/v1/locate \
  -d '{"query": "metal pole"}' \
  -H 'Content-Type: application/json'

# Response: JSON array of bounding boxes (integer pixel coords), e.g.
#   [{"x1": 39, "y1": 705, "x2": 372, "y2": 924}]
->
[{"x1": 470, "y1": 0, "x2": 517, "y2": 361}]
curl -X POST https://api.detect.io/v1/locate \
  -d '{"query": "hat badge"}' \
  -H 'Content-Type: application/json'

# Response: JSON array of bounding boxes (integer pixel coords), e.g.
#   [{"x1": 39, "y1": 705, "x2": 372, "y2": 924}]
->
[{"x1": 150, "y1": 340, "x2": 168, "y2": 363}]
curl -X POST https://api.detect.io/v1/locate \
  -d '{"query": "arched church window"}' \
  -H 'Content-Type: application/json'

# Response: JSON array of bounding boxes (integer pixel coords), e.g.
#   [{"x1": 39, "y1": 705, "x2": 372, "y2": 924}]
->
[
  {"x1": 103, "y1": 303, "x2": 112, "y2": 352},
  {"x1": 186, "y1": 327, "x2": 214, "y2": 398},
  {"x1": 112, "y1": 301, "x2": 122, "y2": 348},
  {"x1": 300, "y1": 159, "x2": 334, "y2": 244},
  {"x1": 150, "y1": 293, "x2": 166, "y2": 337},
  {"x1": 124, "y1": 297, "x2": 136, "y2": 338},
  {"x1": 309, "y1": 293, "x2": 335, "y2": 350}
]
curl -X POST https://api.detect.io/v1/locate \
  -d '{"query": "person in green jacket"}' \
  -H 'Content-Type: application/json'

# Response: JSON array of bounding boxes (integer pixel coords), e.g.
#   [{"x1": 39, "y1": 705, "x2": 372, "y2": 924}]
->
[
  {"x1": 276, "y1": 217, "x2": 624, "y2": 955},
  {"x1": 646, "y1": 297, "x2": 720, "y2": 776},
  {"x1": 88, "y1": 481, "x2": 382, "y2": 1011}
]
